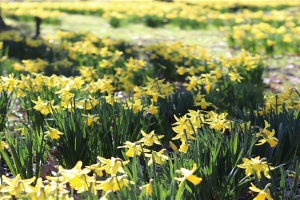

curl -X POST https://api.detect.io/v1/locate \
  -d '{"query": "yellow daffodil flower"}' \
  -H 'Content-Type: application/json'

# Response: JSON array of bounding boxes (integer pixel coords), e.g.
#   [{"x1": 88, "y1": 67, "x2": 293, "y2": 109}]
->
[
  {"x1": 174, "y1": 163, "x2": 202, "y2": 187},
  {"x1": 44, "y1": 176, "x2": 70, "y2": 196},
  {"x1": 140, "y1": 179, "x2": 153, "y2": 195},
  {"x1": 249, "y1": 183, "x2": 273, "y2": 200},
  {"x1": 179, "y1": 142, "x2": 189, "y2": 153},
  {"x1": 1, "y1": 174, "x2": 35, "y2": 198},
  {"x1": 44, "y1": 127, "x2": 64, "y2": 140},
  {"x1": 172, "y1": 114, "x2": 195, "y2": 136},
  {"x1": 205, "y1": 111, "x2": 231, "y2": 133},
  {"x1": 172, "y1": 130, "x2": 196, "y2": 144},
  {"x1": 96, "y1": 175, "x2": 134, "y2": 192},
  {"x1": 255, "y1": 129, "x2": 278, "y2": 147},
  {"x1": 169, "y1": 141, "x2": 179, "y2": 153},
  {"x1": 175, "y1": 65, "x2": 186, "y2": 75},
  {"x1": 0, "y1": 141, "x2": 8, "y2": 150},
  {"x1": 143, "y1": 104, "x2": 159, "y2": 115},
  {"x1": 145, "y1": 149, "x2": 169, "y2": 166},
  {"x1": 82, "y1": 114, "x2": 100, "y2": 126},
  {"x1": 187, "y1": 109, "x2": 205, "y2": 129},
  {"x1": 96, "y1": 156, "x2": 129, "y2": 175},
  {"x1": 194, "y1": 97, "x2": 211, "y2": 110},
  {"x1": 139, "y1": 130, "x2": 164, "y2": 146},
  {"x1": 237, "y1": 156, "x2": 273, "y2": 179},
  {"x1": 255, "y1": 120, "x2": 278, "y2": 147},
  {"x1": 58, "y1": 161, "x2": 93, "y2": 193},
  {"x1": 31, "y1": 96, "x2": 59, "y2": 115},
  {"x1": 28, "y1": 178, "x2": 46, "y2": 200},
  {"x1": 118, "y1": 141, "x2": 150, "y2": 157},
  {"x1": 77, "y1": 96, "x2": 98, "y2": 110},
  {"x1": 1, "y1": 74, "x2": 19, "y2": 92},
  {"x1": 228, "y1": 71, "x2": 244, "y2": 82},
  {"x1": 124, "y1": 99, "x2": 143, "y2": 114}
]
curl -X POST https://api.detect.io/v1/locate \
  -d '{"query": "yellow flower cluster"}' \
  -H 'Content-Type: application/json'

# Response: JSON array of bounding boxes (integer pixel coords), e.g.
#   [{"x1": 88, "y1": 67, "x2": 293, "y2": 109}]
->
[
  {"x1": 2, "y1": 4, "x2": 63, "y2": 24},
  {"x1": 225, "y1": 22, "x2": 300, "y2": 54},
  {"x1": 0, "y1": 31, "x2": 53, "y2": 49},
  {"x1": 14, "y1": 58, "x2": 49, "y2": 73},
  {"x1": 258, "y1": 87, "x2": 300, "y2": 115},
  {"x1": 3, "y1": 1, "x2": 300, "y2": 30},
  {"x1": 1, "y1": 102, "x2": 282, "y2": 199},
  {"x1": 179, "y1": 49, "x2": 263, "y2": 94},
  {"x1": 2, "y1": 1, "x2": 299, "y2": 30},
  {"x1": 146, "y1": 42, "x2": 211, "y2": 66},
  {"x1": 0, "y1": 31, "x2": 23, "y2": 43},
  {"x1": 237, "y1": 156, "x2": 274, "y2": 199},
  {"x1": 170, "y1": 109, "x2": 233, "y2": 153}
]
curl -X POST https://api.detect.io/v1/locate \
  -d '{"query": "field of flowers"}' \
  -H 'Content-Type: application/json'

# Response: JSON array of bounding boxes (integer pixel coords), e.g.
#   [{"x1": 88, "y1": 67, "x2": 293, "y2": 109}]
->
[{"x1": 0, "y1": 1, "x2": 300, "y2": 199}]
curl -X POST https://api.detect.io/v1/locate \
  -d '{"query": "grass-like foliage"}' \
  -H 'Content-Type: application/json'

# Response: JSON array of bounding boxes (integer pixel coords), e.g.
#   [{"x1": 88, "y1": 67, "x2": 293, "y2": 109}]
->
[{"x1": 0, "y1": 1, "x2": 299, "y2": 199}]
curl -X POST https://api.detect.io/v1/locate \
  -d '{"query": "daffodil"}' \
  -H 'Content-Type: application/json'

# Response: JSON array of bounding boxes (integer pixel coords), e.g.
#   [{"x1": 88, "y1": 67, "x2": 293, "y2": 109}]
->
[
  {"x1": 139, "y1": 130, "x2": 164, "y2": 146},
  {"x1": 249, "y1": 183, "x2": 273, "y2": 200},
  {"x1": 179, "y1": 142, "x2": 189, "y2": 153},
  {"x1": 194, "y1": 97, "x2": 211, "y2": 110},
  {"x1": 174, "y1": 163, "x2": 202, "y2": 187},
  {"x1": 143, "y1": 104, "x2": 159, "y2": 115},
  {"x1": 0, "y1": 141, "x2": 8, "y2": 150},
  {"x1": 31, "y1": 96, "x2": 59, "y2": 115},
  {"x1": 77, "y1": 96, "x2": 98, "y2": 110},
  {"x1": 183, "y1": 76, "x2": 201, "y2": 91},
  {"x1": 82, "y1": 114, "x2": 100, "y2": 126},
  {"x1": 58, "y1": 89, "x2": 75, "y2": 109},
  {"x1": 255, "y1": 120, "x2": 278, "y2": 147},
  {"x1": 79, "y1": 66, "x2": 97, "y2": 82},
  {"x1": 210, "y1": 67, "x2": 223, "y2": 79},
  {"x1": 176, "y1": 65, "x2": 186, "y2": 75},
  {"x1": 145, "y1": 149, "x2": 169, "y2": 166},
  {"x1": 1, "y1": 74, "x2": 18, "y2": 92},
  {"x1": 144, "y1": 89, "x2": 165, "y2": 103},
  {"x1": 96, "y1": 175, "x2": 134, "y2": 192},
  {"x1": 255, "y1": 130, "x2": 278, "y2": 147},
  {"x1": 238, "y1": 121, "x2": 251, "y2": 133},
  {"x1": 237, "y1": 156, "x2": 273, "y2": 179},
  {"x1": 86, "y1": 162, "x2": 105, "y2": 177},
  {"x1": 124, "y1": 98, "x2": 143, "y2": 114},
  {"x1": 172, "y1": 114, "x2": 193, "y2": 133},
  {"x1": 1, "y1": 174, "x2": 35, "y2": 198},
  {"x1": 28, "y1": 178, "x2": 46, "y2": 200},
  {"x1": 172, "y1": 130, "x2": 196, "y2": 144},
  {"x1": 125, "y1": 57, "x2": 146, "y2": 72},
  {"x1": 118, "y1": 141, "x2": 150, "y2": 157},
  {"x1": 205, "y1": 111, "x2": 231, "y2": 133},
  {"x1": 44, "y1": 127, "x2": 64, "y2": 140},
  {"x1": 43, "y1": 178, "x2": 69, "y2": 197},
  {"x1": 96, "y1": 156, "x2": 129, "y2": 175},
  {"x1": 169, "y1": 141, "x2": 179, "y2": 153},
  {"x1": 187, "y1": 109, "x2": 205, "y2": 129},
  {"x1": 172, "y1": 114, "x2": 196, "y2": 143},
  {"x1": 58, "y1": 161, "x2": 93, "y2": 192},
  {"x1": 228, "y1": 71, "x2": 244, "y2": 82},
  {"x1": 140, "y1": 179, "x2": 153, "y2": 195}
]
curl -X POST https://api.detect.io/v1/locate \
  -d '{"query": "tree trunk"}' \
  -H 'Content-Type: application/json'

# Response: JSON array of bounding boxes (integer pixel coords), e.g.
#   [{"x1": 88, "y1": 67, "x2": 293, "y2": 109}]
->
[
  {"x1": 0, "y1": 15, "x2": 6, "y2": 29},
  {"x1": 0, "y1": 2, "x2": 8, "y2": 30},
  {"x1": 32, "y1": 16, "x2": 42, "y2": 39}
]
